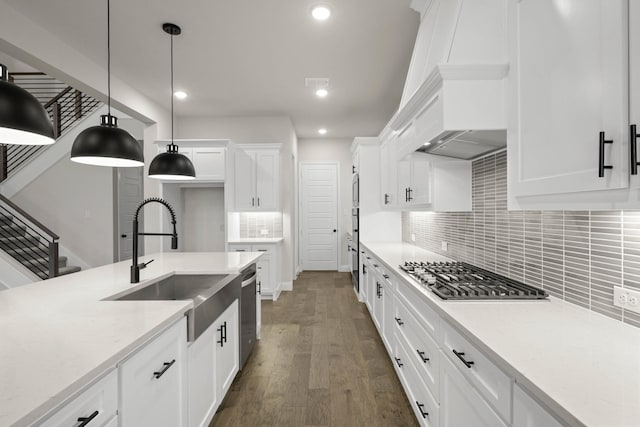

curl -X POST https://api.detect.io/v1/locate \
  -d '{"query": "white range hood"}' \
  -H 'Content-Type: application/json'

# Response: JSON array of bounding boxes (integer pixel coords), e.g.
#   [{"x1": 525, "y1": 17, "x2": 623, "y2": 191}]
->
[{"x1": 388, "y1": 0, "x2": 509, "y2": 160}]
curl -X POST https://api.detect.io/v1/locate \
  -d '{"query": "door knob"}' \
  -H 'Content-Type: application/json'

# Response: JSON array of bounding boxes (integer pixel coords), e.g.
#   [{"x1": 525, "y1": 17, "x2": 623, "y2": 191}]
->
[
  {"x1": 333, "y1": 229, "x2": 337, "y2": 232},
  {"x1": 121, "y1": 234, "x2": 127, "y2": 238}
]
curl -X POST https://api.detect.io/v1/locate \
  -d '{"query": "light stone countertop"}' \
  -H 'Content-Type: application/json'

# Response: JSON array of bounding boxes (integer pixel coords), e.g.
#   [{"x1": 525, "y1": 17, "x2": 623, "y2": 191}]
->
[
  {"x1": 227, "y1": 237, "x2": 284, "y2": 244},
  {"x1": 361, "y1": 241, "x2": 640, "y2": 427},
  {"x1": 0, "y1": 251, "x2": 262, "y2": 427}
]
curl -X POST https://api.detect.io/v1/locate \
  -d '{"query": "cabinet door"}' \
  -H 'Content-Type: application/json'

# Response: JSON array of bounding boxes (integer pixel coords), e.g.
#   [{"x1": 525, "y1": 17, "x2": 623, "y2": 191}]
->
[
  {"x1": 187, "y1": 322, "x2": 218, "y2": 427},
  {"x1": 256, "y1": 254, "x2": 272, "y2": 296},
  {"x1": 193, "y1": 147, "x2": 225, "y2": 181},
  {"x1": 410, "y1": 154, "x2": 432, "y2": 206},
  {"x1": 397, "y1": 158, "x2": 412, "y2": 207},
  {"x1": 439, "y1": 355, "x2": 508, "y2": 427},
  {"x1": 178, "y1": 147, "x2": 193, "y2": 161},
  {"x1": 234, "y1": 150, "x2": 256, "y2": 210},
  {"x1": 513, "y1": 384, "x2": 564, "y2": 427},
  {"x1": 381, "y1": 139, "x2": 399, "y2": 208},
  {"x1": 631, "y1": 0, "x2": 640, "y2": 189},
  {"x1": 508, "y1": 0, "x2": 629, "y2": 197},
  {"x1": 120, "y1": 318, "x2": 187, "y2": 427},
  {"x1": 215, "y1": 300, "x2": 239, "y2": 398},
  {"x1": 255, "y1": 150, "x2": 280, "y2": 210},
  {"x1": 381, "y1": 280, "x2": 395, "y2": 354},
  {"x1": 372, "y1": 275, "x2": 384, "y2": 332}
]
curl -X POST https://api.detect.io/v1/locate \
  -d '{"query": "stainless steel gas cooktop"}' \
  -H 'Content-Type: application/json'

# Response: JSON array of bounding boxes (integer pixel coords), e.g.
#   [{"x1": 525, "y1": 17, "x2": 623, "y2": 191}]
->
[{"x1": 399, "y1": 261, "x2": 549, "y2": 300}]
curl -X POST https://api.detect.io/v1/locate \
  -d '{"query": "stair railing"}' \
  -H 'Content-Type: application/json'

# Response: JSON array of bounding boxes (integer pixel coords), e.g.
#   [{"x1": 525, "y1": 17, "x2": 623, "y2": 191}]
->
[
  {"x1": 1, "y1": 72, "x2": 101, "y2": 181},
  {"x1": 0, "y1": 193, "x2": 59, "y2": 279}
]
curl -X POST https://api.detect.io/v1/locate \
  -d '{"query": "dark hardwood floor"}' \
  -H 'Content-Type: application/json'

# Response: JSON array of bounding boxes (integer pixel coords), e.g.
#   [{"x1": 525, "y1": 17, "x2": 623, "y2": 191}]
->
[{"x1": 210, "y1": 271, "x2": 418, "y2": 427}]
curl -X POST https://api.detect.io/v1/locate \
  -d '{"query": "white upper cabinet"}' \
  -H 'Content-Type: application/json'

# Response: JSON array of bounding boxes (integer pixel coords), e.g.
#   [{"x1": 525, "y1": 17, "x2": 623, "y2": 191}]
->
[
  {"x1": 232, "y1": 145, "x2": 281, "y2": 211},
  {"x1": 507, "y1": 0, "x2": 634, "y2": 209},
  {"x1": 154, "y1": 140, "x2": 230, "y2": 182},
  {"x1": 380, "y1": 136, "x2": 400, "y2": 208}
]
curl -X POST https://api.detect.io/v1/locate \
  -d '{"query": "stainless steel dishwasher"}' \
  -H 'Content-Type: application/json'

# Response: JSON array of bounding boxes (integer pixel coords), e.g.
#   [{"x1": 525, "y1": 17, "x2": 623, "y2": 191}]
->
[{"x1": 240, "y1": 264, "x2": 257, "y2": 368}]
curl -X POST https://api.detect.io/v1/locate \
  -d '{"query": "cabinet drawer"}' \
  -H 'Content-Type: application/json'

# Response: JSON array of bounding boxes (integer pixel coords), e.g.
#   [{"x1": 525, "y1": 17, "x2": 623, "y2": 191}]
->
[
  {"x1": 120, "y1": 318, "x2": 187, "y2": 427},
  {"x1": 394, "y1": 330, "x2": 439, "y2": 427},
  {"x1": 441, "y1": 320, "x2": 512, "y2": 423},
  {"x1": 38, "y1": 370, "x2": 117, "y2": 427},
  {"x1": 394, "y1": 298, "x2": 440, "y2": 401},
  {"x1": 229, "y1": 244, "x2": 251, "y2": 252},
  {"x1": 252, "y1": 245, "x2": 275, "y2": 254},
  {"x1": 395, "y1": 279, "x2": 439, "y2": 341}
]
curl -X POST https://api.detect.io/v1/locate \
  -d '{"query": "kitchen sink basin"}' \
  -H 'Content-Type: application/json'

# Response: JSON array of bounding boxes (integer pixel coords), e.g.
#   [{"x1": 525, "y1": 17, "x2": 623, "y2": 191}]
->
[{"x1": 108, "y1": 274, "x2": 241, "y2": 342}]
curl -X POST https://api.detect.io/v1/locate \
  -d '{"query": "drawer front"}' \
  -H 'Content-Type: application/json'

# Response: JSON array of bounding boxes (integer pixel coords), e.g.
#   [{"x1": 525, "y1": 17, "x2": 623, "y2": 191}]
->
[
  {"x1": 120, "y1": 318, "x2": 187, "y2": 427},
  {"x1": 252, "y1": 245, "x2": 275, "y2": 254},
  {"x1": 394, "y1": 298, "x2": 440, "y2": 401},
  {"x1": 38, "y1": 370, "x2": 117, "y2": 427},
  {"x1": 229, "y1": 244, "x2": 251, "y2": 252},
  {"x1": 395, "y1": 278, "x2": 439, "y2": 340},
  {"x1": 394, "y1": 330, "x2": 439, "y2": 427},
  {"x1": 442, "y1": 321, "x2": 512, "y2": 423}
]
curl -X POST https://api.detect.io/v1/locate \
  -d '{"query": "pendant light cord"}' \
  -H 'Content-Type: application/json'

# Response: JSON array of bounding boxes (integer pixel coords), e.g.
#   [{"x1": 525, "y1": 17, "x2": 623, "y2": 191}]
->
[
  {"x1": 107, "y1": 0, "x2": 111, "y2": 116},
  {"x1": 170, "y1": 31, "x2": 174, "y2": 146}
]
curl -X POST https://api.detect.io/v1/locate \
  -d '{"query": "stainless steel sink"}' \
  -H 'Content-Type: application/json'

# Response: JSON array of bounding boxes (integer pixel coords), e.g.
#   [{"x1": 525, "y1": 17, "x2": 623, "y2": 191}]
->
[{"x1": 109, "y1": 274, "x2": 241, "y2": 342}]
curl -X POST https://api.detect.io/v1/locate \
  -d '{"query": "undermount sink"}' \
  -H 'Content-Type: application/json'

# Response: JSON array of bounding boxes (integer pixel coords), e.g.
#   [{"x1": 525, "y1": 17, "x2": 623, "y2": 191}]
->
[{"x1": 108, "y1": 274, "x2": 240, "y2": 342}]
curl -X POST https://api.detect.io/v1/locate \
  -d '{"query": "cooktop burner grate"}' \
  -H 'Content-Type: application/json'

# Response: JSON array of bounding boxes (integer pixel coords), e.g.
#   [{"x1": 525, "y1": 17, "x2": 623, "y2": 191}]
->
[{"x1": 399, "y1": 261, "x2": 549, "y2": 300}]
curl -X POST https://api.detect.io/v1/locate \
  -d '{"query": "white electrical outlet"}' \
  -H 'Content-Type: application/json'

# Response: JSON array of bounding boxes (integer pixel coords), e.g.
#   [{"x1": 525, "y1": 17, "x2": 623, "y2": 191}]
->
[
  {"x1": 411, "y1": 233, "x2": 416, "y2": 242},
  {"x1": 441, "y1": 241, "x2": 448, "y2": 251},
  {"x1": 613, "y1": 286, "x2": 640, "y2": 314}
]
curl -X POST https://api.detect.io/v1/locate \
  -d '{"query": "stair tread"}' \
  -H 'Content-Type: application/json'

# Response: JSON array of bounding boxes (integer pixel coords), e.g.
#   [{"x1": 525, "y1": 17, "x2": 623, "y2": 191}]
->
[{"x1": 58, "y1": 266, "x2": 81, "y2": 276}]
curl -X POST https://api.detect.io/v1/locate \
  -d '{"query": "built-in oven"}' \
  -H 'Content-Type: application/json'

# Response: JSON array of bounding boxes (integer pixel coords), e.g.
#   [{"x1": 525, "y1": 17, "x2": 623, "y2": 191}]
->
[{"x1": 351, "y1": 207, "x2": 359, "y2": 292}]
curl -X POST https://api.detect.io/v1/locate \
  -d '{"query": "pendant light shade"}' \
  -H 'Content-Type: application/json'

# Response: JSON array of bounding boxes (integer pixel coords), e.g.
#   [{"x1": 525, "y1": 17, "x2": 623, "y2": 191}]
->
[
  {"x1": 0, "y1": 64, "x2": 55, "y2": 145},
  {"x1": 149, "y1": 23, "x2": 195, "y2": 180},
  {"x1": 70, "y1": 0, "x2": 143, "y2": 167}
]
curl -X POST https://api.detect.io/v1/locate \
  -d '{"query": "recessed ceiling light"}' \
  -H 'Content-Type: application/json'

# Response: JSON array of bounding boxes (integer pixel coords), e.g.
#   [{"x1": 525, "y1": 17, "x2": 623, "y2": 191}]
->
[
  {"x1": 318, "y1": 128, "x2": 327, "y2": 135},
  {"x1": 174, "y1": 91, "x2": 187, "y2": 99},
  {"x1": 311, "y1": 5, "x2": 331, "y2": 21},
  {"x1": 315, "y1": 88, "x2": 328, "y2": 98}
]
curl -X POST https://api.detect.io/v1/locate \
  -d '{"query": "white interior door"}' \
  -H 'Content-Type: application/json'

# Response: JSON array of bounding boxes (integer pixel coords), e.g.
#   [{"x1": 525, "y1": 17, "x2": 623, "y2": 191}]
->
[
  {"x1": 116, "y1": 166, "x2": 143, "y2": 261},
  {"x1": 301, "y1": 163, "x2": 338, "y2": 271}
]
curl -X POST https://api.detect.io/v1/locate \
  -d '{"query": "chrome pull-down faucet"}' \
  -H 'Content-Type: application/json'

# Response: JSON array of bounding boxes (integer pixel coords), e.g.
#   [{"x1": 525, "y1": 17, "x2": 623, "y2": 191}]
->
[{"x1": 131, "y1": 197, "x2": 178, "y2": 283}]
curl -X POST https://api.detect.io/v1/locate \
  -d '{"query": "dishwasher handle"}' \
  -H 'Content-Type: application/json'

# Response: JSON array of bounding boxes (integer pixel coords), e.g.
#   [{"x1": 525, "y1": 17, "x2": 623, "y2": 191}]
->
[{"x1": 242, "y1": 271, "x2": 257, "y2": 287}]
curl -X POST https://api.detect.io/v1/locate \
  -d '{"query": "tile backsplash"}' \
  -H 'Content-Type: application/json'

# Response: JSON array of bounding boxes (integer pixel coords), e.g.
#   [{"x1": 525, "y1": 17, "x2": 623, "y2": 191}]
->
[
  {"x1": 239, "y1": 212, "x2": 283, "y2": 238},
  {"x1": 402, "y1": 151, "x2": 640, "y2": 328}
]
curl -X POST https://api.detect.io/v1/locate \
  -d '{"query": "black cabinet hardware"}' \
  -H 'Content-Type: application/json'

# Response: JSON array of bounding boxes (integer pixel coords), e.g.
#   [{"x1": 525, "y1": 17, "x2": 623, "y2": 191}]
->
[
  {"x1": 394, "y1": 357, "x2": 403, "y2": 368},
  {"x1": 251, "y1": 197, "x2": 255, "y2": 206},
  {"x1": 405, "y1": 187, "x2": 409, "y2": 202},
  {"x1": 415, "y1": 401, "x2": 429, "y2": 419},
  {"x1": 373, "y1": 264, "x2": 378, "y2": 268},
  {"x1": 333, "y1": 229, "x2": 337, "y2": 232},
  {"x1": 77, "y1": 410, "x2": 99, "y2": 426},
  {"x1": 120, "y1": 234, "x2": 127, "y2": 238},
  {"x1": 223, "y1": 321, "x2": 227, "y2": 343},
  {"x1": 407, "y1": 188, "x2": 413, "y2": 202},
  {"x1": 352, "y1": 165, "x2": 356, "y2": 173},
  {"x1": 217, "y1": 324, "x2": 225, "y2": 347},
  {"x1": 257, "y1": 197, "x2": 260, "y2": 206},
  {"x1": 153, "y1": 359, "x2": 176, "y2": 379},
  {"x1": 257, "y1": 249, "x2": 268, "y2": 252},
  {"x1": 257, "y1": 281, "x2": 261, "y2": 295},
  {"x1": 235, "y1": 249, "x2": 246, "y2": 252},
  {"x1": 383, "y1": 274, "x2": 389, "y2": 279},
  {"x1": 417, "y1": 350, "x2": 429, "y2": 363},
  {"x1": 362, "y1": 264, "x2": 367, "y2": 275},
  {"x1": 384, "y1": 193, "x2": 389, "y2": 204},
  {"x1": 366, "y1": 256, "x2": 371, "y2": 259},
  {"x1": 376, "y1": 282, "x2": 382, "y2": 298},
  {"x1": 394, "y1": 317, "x2": 404, "y2": 326},
  {"x1": 347, "y1": 245, "x2": 351, "y2": 251},
  {"x1": 631, "y1": 125, "x2": 640, "y2": 175},
  {"x1": 598, "y1": 131, "x2": 614, "y2": 177},
  {"x1": 452, "y1": 349, "x2": 474, "y2": 368}
]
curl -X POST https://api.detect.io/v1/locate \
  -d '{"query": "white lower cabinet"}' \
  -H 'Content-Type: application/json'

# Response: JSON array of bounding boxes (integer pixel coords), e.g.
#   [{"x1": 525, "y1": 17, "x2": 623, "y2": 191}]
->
[
  {"x1": 38, "y1": 369, "x2": 118, "y2": 427},
  {"x1": 119, "y1": 317, "x2": 188, "y2": 427},
  {"x1": 214, "y1": 299, "x2": 239, "y2": 399},
  {"x1": 440, "y1": 354, "x2": 508, "y2": 427},
  {"x1": 187, "y1": 322, "x2": 218, "y2": 427},
  {"x1": 229, "y1": 243, "x2": 280, "y2": 300},
  {"x1": 513, "y1": 384, "x2": 565, "y2": 427}
]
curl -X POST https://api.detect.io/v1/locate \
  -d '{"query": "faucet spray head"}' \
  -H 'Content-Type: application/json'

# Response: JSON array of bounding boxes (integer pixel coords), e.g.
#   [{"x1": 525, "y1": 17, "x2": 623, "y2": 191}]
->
[{"x1": 171, "y1": 235, "x2": 178, "y2": 250}]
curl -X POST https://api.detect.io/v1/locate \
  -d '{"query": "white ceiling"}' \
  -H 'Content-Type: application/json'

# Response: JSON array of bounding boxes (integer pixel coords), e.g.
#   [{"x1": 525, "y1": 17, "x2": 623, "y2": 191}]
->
[{"x1": 3, "y1": 0, "x2": 419, "y2": 139}]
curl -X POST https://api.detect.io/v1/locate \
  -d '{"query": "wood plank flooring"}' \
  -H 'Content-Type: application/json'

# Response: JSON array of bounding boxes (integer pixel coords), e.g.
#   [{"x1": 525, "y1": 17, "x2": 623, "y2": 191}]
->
[{"x1": 211, "y1": 271, "x2": 418, "y2": 427}]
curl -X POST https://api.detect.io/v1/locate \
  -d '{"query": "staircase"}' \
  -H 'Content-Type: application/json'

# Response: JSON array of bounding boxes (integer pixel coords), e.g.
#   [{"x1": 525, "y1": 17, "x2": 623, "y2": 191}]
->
[{"x1": 0, "y1": 71, "x2": 100, "y2": 281}]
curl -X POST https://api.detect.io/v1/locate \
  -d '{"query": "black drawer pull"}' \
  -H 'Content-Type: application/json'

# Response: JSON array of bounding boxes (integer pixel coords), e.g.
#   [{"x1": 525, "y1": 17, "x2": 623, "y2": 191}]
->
[
  {"x1": 257, "y1": 249, "x2": 268, "y2": 252},
  {"x1": 77, "y1": 410, "x2": 99, "y2": 426},
  {"x1": 598, "y1": 131, "x2": 614, "y2": 177},
  {"x1": 153, "y1": 359, "x2": 176, "y2": 379},
  {"x1": 235, "y1": 249, "x2": 246, "y2": 252},
  {"x1": 394, "y1": 357, "x2": 403, "y2": 368},
  {"x1": 632, "y1": 124, "x2": 640, "y2": 175},
  {"x1": 373, "y1": 264, "x2": 378, "y2": 267},
  {"x1": 415, "y1": 401, "x2": 429, "y2": 419},
  {"x1": 417, "y1": 350, "x2": 429, "y2": 363},
  {"x1": 394, "y1": 317, "x2": 404, "y2": 326},
  {"x1": 452, "y1": 349, "x2": 474, "y2": 368},
  {"x1": 383, "y1": 274, "x2": 389, "y2": 279}
]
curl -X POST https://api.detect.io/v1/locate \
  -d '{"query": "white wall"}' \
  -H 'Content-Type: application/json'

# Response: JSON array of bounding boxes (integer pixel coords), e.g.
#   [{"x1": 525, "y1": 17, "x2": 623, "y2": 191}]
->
[
  {"x1": 176, "y1": 116, "x2": 298, "y2": 285},
  {"x1": 182, "y1": 187, "x2": 226, "y2": 252},
  {"x1": 11, "y1": 158, "x2": 115, "y2": 267},
  {"x1": 298, "y1": 138, "x2": 353, "y2": 271}
]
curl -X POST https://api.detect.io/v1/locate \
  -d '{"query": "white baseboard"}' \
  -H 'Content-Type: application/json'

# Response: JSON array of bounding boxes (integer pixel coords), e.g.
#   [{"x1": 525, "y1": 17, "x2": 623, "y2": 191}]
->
[{"x1": 338, "y1": 264, "x2": 350, "y2": 273}]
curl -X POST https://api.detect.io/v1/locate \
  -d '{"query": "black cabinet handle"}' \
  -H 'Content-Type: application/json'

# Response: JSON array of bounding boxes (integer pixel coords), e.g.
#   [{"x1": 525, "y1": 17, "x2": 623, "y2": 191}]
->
[
  {"x1": 257, "y1": 281, "x2": 261, "y2": 294},
  {"x1": 120, "y1": 234, "x2": 127, "y2": 238},
  {"x1": 383, "y1": 274, "x2": 389, "y2": 279},
  {"x1": 352, "y1": 165, "x2": 356, "y2": 173},
  {"x1": 631, "y1": 125, "x2": 639, "y2": 175},
  {"x1": 394, "y1": 317, "x2": 404, "y2": 326},
  {"x1": 417, "y1": 350, "x2": 429, "y2": 363},
  {"x1": 257, "y1": 197, "x2": 260, "y2": 206},
  {"x1": 223, "y1": 321, "x2": 228, "y2": 343},
  {"x1": 235, "y1": 249, "x2": 246, "y2": 252},
  {"x1": 415, "y1": 401, "x2": 429, "y2": 419},
  {"x1": 394, "y1": 357, "x2": 403, "y2": 368},
  {"x1": 405, "y1": 187, "x2": 408, "y2": 202},
  {"x1": 452, "y1": 349, "x2": 474, "y2": 368},
  {"x1": 376, "y1": 282, "x2": 382, "y2": 298},
  {"x1": 251, "y1": 197, "x2": 255, "y2": 206},
  {"x1": 77, "y1": 410, "x2": 99, "y2": 426},
  {"x1": 362, "y1": 264, "x2": 366, "y2": 275},
  {"x1": 217, "y1": 324, "x2": 225, "y2": 347},
  {"x1": 407, "y1": 188, "x2": 413, "y2": 202},
  {"x1": 598, "y1": 131, "x2": 614, "y2": 177},
  {"x1": 384, "y1": 193, "x2": 389, "y2": 205},
  {"x1": 373, "y1": 264, "x2": 378, "y2": 268},
  {"x1": 257, "y1": 249, "x2": 268, "y2": 252},
  {"x1": 153, "y1": 359, "x2": 176, "y2": 379}
]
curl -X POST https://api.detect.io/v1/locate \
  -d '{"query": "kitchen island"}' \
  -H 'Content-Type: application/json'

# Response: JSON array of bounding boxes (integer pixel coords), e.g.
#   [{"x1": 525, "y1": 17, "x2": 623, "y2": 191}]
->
[
  {"x1": 360, "y1": 241, "x2": 640, "y2": 427},
  {"x1": 0, "y1": 251, "x2": 261, "y2": 427}
]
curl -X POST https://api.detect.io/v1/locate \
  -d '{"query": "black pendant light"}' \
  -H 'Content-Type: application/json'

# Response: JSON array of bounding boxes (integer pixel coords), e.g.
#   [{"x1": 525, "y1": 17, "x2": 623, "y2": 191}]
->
[
  {"x1": 149, "y1": 23, "x2": 196, "y2": 180},
  {"x1": 0, "y1": 64, "x2": 55, "y2": 145},
  {"x1": 70, "y1": 0, "x2": 143, "y2": 167}
]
